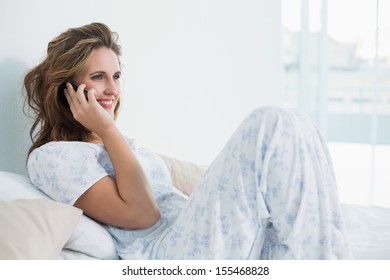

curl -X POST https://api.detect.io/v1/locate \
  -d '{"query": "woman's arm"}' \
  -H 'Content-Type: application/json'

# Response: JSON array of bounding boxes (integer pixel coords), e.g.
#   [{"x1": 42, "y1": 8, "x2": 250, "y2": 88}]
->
[{"x1": 65, "y1": 84, "x2": 160, "y2": 229}]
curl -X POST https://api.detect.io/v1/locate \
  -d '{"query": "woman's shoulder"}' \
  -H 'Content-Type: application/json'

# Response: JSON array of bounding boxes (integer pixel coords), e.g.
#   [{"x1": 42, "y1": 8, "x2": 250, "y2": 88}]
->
[
  {"x1": 27, "y1": 141, "x2": 113, "y2": 205},
  {"x1": 27, "y1": 136, "x2": 136, "y2": 162},
  {"x1": 28, "y1": 141, "x2": 104, "y2": 163},
  {"x1": 32, "y1": 140, "x2": 97, "y2": 152},
  {"x1": 27, "y1": 141, "x2": 109, "y2": 182}
]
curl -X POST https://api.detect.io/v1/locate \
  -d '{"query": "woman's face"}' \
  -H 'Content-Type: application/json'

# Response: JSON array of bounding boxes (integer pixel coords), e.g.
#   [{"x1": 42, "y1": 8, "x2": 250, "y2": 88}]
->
[{"x1": 75, "y1": 47, "x2": 121, "y2": 118}]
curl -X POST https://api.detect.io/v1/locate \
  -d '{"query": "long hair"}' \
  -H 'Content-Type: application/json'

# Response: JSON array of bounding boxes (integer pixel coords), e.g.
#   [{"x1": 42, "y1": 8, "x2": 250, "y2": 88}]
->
[{"x1": 24, "y1": 22, "x2": 122, "y2": 156}]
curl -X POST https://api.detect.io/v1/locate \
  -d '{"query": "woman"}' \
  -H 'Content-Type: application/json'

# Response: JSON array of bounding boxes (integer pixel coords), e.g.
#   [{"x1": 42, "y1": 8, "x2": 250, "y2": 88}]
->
[{"x1": 24, "y1": 22, "x2": 351, "y2": 259}]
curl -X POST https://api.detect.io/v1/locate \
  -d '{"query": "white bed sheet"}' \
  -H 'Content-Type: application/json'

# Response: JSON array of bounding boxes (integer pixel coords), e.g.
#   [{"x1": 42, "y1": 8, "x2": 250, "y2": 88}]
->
[
  {"x1": 59, "y1": 249, "x2": 100, "y2": 260},
  {"x1": 341, "y1": 203, "x2": 390, "y2": 259},
  {"x1": 58, "y1": 203, "x2": 390, "y2": 260}
]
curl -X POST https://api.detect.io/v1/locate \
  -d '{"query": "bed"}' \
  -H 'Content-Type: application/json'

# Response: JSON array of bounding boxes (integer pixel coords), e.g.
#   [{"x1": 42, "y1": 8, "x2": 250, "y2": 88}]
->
[{"x1": 1, "y1": 155, "x2": 389, "y2": 260}]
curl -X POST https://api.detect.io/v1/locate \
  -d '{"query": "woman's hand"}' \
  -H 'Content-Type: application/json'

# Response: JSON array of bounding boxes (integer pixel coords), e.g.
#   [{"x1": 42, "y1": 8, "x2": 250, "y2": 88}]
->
[
  {"x1": 65, "y1": 82, "x2": 161, "y2": 229},
  {"x1": 64, "y1": 82, "x2": 115, "y2": 137}
]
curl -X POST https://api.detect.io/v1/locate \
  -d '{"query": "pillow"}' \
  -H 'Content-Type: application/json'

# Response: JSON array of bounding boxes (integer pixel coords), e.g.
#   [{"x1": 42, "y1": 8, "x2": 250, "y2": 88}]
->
[
  {"x1": 0, "y1": 171, "x2": 118, "y2": 259},
  {"x1": 0, "y1": 170, "x2": 51, "y2": 200},
  {"x1": 158, "y1": 154, "x2": 208, "y2": 196},
  {"x1": 64, "y1": 215, "x2": 118, "y2": 259},
  {"x1": 0, "y1": 199, "x2": 82, "y2": 259}
]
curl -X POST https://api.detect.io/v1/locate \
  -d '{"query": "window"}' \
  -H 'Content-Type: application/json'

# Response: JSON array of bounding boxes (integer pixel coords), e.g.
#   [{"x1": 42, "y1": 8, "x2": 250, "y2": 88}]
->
[{"x1": 282, "y1": 0, "x2": 390, "y2": 207}]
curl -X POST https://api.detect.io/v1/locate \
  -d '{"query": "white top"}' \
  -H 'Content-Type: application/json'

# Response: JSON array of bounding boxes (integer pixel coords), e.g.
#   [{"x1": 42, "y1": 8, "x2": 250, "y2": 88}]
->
[{"x1": 27, "y1": 137, "x2": 188, "y2": 259}]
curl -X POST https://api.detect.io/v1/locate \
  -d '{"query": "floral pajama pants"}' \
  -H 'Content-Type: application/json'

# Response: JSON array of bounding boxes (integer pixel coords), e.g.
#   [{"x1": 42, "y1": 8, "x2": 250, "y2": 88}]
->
[{"x1": 156, "y1": 107, "x2": 351, "y2": 259}]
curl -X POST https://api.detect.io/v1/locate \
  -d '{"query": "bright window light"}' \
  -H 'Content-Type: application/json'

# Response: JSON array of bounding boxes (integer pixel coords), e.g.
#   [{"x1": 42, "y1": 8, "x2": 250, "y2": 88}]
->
[{"x1": 282, "y1": 0, "x2": 390, "y2": 207}]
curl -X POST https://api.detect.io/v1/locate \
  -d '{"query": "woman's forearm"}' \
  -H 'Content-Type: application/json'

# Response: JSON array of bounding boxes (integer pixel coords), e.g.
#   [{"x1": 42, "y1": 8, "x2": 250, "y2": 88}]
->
[{"x1": 99, "y1": 126, "x2": 160, "y2": 224}]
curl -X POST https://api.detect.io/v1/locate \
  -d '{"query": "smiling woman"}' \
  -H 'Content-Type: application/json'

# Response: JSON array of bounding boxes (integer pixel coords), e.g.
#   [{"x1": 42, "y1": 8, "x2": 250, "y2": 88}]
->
[
  {"x1": 65, "y1": 47, "x2": 122, "y2": 133},
  {"x1": 24, "y1": 22, "x2": 160, "y2": 229},
  {"x1": 24, "y1": 22, "x2": 352, "y2": 260},
  {"x1": 72, "y1": 47, "x2": 122, "y2": 116},
  {"x1": 24, "y1": 23, "x2": 123, "y2": 153}
]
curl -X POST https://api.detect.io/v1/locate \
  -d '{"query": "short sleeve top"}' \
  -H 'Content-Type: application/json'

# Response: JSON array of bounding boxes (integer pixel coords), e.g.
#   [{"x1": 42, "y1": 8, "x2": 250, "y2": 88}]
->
[{"x1": 27, "y1": 137, "x2": 188, "y2": 259}]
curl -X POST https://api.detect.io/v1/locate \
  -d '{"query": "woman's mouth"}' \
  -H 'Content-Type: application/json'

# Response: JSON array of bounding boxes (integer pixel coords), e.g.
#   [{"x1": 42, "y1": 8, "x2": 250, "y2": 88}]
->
[{"x1": 97, "y1": 99, "x2": 114, "y2": 109}]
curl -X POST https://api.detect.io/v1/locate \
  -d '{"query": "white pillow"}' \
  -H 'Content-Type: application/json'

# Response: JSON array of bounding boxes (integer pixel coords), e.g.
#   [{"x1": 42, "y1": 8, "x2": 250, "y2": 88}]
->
[
  {"x1": 64, "y1": 215, "x2": 118, "y2": 259},
  {"x1": 0, "y1": 171, "x2": 118, "y2": 259},
  {"x1": 0, "y1": 199, "x2": 82, "y2": 259},
  {"x1": 0, "y1": 170, "x2": 50, "y2": 200}
]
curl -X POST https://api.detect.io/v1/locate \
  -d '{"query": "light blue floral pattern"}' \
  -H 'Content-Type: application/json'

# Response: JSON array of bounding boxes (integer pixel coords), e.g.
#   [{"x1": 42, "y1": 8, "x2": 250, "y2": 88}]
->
[{"x1": 27, "y1": 107, "x2": 351, "y2": 259}]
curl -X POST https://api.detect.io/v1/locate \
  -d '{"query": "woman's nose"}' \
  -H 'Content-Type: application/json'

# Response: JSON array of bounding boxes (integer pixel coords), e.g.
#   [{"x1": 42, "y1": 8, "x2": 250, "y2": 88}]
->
[{"x1": 104, "y1": 79, "x2": 119, "y2": 95}]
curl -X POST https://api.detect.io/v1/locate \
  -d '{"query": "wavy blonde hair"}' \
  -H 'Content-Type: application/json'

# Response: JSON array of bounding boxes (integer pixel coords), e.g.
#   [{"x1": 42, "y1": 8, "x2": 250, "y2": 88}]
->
[{"x1": 24, "y1": 22, "x2": 122, "y2": 156}]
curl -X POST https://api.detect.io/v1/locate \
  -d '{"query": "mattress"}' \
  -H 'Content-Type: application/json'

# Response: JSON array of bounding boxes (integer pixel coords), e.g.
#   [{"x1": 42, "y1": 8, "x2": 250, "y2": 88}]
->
[{"x1": 341, "y1": 203, "x2": 390, "y2": 259}]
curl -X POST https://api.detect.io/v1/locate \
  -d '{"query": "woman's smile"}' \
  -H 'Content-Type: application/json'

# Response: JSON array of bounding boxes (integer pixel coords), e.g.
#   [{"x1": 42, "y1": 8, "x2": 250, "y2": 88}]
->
[{"x1": 97, "y1": 98, "x2": 115, "y2": 109}]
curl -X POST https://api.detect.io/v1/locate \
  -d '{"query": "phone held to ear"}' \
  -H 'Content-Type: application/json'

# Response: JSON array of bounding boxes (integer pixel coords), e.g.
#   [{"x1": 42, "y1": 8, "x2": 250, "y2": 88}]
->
[{"x1": 58, "y1": 81, "x2": 89, "y2": 102}]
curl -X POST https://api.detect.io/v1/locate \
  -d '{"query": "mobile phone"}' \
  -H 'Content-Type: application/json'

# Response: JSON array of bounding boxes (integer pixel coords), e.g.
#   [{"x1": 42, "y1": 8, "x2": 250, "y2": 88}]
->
[{"x1": 58, "y1": 81, "x2": 89, "y2": 101}]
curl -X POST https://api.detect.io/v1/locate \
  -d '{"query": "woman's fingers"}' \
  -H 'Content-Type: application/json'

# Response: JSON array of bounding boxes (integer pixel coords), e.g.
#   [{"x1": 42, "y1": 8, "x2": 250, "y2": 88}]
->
[
  {"x1": 64, "y1": 83, "x2": 86, "y2": 121},
  {"x1": 87, "y1": 88, "x2": 97, "y2": 102},
  {"x1": 63, "y1": 83, "x2": 110, "y2": 133},
  {"x1": 64, "y1": 89, "x2": 79, "y2": 121},
  {"x1": 64, "y1": 88, "x2": 75, "y2": 108},
  {"x1": 66, "y1": 82, "x2": 88, "y2": 104}
]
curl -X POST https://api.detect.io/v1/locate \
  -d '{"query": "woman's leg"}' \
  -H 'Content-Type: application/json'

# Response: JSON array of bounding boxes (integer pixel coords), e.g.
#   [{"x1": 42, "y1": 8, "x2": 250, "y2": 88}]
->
[{"x1": 156, "y1": 107, "x2": 351, "y2": 259}]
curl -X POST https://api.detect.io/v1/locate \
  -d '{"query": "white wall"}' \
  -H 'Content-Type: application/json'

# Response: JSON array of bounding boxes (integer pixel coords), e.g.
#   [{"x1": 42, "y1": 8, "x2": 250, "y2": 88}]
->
[{"x1": 0, "y1": 0, "x2": 282, "y2": 175}]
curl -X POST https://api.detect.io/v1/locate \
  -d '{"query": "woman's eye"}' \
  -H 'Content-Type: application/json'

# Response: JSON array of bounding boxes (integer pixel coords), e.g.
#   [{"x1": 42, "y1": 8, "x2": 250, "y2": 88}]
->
[
  {"x1": 92, "y1": 75, "x2": 103, "y2": 80},
  {"x1": 114, "y1": 74, "x2": 121, "y2": 80}
]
